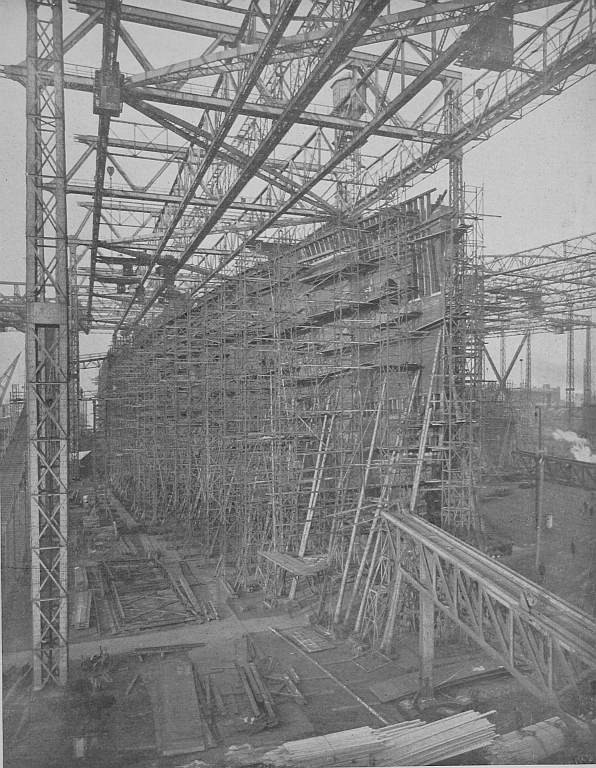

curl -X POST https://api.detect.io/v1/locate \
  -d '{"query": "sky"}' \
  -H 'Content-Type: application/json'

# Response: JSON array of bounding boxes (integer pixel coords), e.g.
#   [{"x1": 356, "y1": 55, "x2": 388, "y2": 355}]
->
[{"x1": 0, "y1": 1, "x2": 594, "y2": 396}]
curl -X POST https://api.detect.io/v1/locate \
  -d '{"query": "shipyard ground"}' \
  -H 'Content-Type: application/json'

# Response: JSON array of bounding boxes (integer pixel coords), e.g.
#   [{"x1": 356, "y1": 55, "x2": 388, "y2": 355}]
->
[{"x1": 3, "y1": 476, "x2": 596, "y2": 767}]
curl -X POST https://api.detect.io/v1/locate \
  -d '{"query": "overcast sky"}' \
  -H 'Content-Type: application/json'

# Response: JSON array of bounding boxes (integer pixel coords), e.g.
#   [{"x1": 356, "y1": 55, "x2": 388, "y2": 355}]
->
[{"x1": 0, "y1": 1, "x2": 594, "y2": 394}]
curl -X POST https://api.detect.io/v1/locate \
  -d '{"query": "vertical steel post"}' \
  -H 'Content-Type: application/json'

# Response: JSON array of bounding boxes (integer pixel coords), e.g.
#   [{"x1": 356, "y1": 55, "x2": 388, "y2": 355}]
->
[
  {"x1": 69, "y1": 247, "x2": 80, "y2": 481},
  {"x1": 26, "y1": 0, "x2": 70, "y2": 688},
  {"x1": 525, "y1": 332, "x2": 532, "y2": 392},
  {"x1": 584, "y1": 325, "x2": 592, "y2": 407},
  {"x1": 566, "y1": 305, "x2": 575, "y2": 425},
  {"x1": 535, "y1": 406, "x2": 544, "y2": 572}
]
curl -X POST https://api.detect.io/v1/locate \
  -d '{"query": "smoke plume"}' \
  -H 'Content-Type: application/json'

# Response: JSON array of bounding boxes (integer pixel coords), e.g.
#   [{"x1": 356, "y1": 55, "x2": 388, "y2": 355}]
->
[{"x1": 552, "y1": 429, "x2": 596, "y2": 464}]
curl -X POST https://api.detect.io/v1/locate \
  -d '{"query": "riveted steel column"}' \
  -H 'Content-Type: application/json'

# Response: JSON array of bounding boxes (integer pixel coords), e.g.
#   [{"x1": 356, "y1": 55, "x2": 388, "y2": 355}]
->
[{"x1": 26, "y1": 0, "x2": 70, "y2": 689}]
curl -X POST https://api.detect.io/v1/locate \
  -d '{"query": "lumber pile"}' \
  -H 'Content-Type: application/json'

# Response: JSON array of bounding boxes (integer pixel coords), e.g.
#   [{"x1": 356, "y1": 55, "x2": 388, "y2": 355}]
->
[
  {"x1": 377, "y1": 710, "x2": 497, "y2": 765},
  {"x1": 262, "y1": 710, "x2": 496, "y2": 767},
  {"x1": 263, "y1": 726, "x2": 384, "y2": 767}
]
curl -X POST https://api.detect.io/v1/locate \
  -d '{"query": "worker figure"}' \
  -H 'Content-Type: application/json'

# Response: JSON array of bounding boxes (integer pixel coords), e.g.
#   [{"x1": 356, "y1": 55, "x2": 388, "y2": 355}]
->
[{"x1": 570, "y1": 540, "x2": 576, "y2": 556}]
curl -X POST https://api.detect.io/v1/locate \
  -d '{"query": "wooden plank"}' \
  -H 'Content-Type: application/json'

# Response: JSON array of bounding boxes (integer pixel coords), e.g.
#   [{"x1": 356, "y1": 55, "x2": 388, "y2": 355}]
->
[
  {"x1": 249, "y1": 662, "x2": 278, "y2": 725},
  {"x1": 143, "y1": 657, "x2": 205, "y2": 756},
  {"x1": 236, "y1": 663, "x2": 261, "y2": 718},
  {"x1": 133, "y1": 641, "x2": 206, "y2": 658},
  {"x1": 192, "y1": 670, "x2": 218, "y2": 748},
  {"x1": 283, "y1": 626, "x2": 336, "y2": 653},
  {"x1": 282, "y1": 673, "x2": 305, "y2": 703},
  {"x1": 258, "y1": 549, "x2": 329, "y2": 577},
  {"x1": 210, "y1": 677, "x2": 228, "y2": 716},
  {"x1": 178, "y1": 573, "x2": 202, "y2": 614},
  {"x1": 261, "y1": 710, "x2": 496, "y2": 767},
  {"x1": 73, "y1": 589, "x2": 93, "y2": 630},
  {"x1": 107, "y1": 489, "x2": 139, "y2": 530}
]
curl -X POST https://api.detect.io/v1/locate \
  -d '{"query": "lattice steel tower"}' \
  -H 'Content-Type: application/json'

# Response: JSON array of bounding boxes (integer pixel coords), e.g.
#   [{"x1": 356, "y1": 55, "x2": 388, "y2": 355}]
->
[{"x1": 25, "y1": 0, "x2": 70, "y2": 688}]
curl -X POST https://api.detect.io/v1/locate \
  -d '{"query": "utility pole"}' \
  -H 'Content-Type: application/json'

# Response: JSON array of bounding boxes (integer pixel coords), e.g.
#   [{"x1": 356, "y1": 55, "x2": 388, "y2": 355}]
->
[{"x1": 535, "y1": 405, "x2": 544, "y2": 573}]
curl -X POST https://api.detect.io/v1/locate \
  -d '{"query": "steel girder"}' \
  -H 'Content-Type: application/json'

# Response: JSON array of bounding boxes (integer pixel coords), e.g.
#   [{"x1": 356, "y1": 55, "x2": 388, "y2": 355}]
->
[
  {"x1": 0, "y1": 289, "x2": 27, "y2": 333},
  {"x1": 63, "y1": 182, "x2": 325, "y2": 218},
  {"x1": 129, "y1": 0, "x2": 304, "y2": 297},
  {"x1": 113, "y1": 0, "x2": 298, "y2": 312},
  {"x1": 71, "y1": 0, "x2": 564, "y2": 55},
  {"x1": 122, "y1": 99, "x2": 336, "y2": 214},
  {"x1": 116, "y1": 1, "x2": 593, "y2": 323},
  {"x1": 354, "y1": 5, "x2": 596, "y2": 213},
  {"x1": 25, "y1": 0, "x2": 70, "y2": 689},
  {"x1": 380, "y1": 509, "x2": 596, "y2": 713},
  {"x1": 481, "y1": 233, "x2": 596, "y2": 332},
  {"x1": 86, "y1": 0, "x2": 121, "y2": 318},
  {"x1": 5, "y1": 2, "x2": 592, "y2": 329},
  {"x1": 117, "y1": 0, "x2": 392, "y2": 331},
  {"x1": 168, "y1": 12, "x2": 479, "y2": 306}
]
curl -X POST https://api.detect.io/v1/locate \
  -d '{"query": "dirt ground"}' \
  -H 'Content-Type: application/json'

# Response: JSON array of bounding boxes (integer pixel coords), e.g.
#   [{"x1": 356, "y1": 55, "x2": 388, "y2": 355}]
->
[
  {"x1": 479, "y1": 480, "x2": 596, "y2": 615},
  {"x1": 3, "y1": 477, "x2": 596, "y2": 766},
  {"x1": 5, "y1": 621, "x2": 562, "y2": 767}
]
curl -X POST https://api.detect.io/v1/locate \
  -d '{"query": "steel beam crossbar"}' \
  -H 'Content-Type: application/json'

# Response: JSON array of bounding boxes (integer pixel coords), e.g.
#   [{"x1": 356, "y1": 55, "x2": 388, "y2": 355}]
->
[
  {"x1": 120, "y1": 0, "x2": 392, "y2": 330},
  {"x1": 86, "y1": 0, "x2": 122, "y2": 319}
]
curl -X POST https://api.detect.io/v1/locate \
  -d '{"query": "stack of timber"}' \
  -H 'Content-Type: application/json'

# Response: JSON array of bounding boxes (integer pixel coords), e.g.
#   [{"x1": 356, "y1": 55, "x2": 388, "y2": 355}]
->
[
  {"x1": 376, "y1": 711, "x2": 496, "y2": 765},
  {"x1": 263, "y1": 726, "x2": 387, "y2": 767},
  {"x1": 262, "y1": 710, "x2": 496, "y2": 767}
]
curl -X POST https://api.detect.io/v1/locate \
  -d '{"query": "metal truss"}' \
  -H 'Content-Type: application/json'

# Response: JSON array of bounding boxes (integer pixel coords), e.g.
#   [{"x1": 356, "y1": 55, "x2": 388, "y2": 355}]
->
[
  {"x1": 481, "y1": 232, "x2": 596, "y2": 334},
  {"x1": 2, "y1": 0, "x2": 595, "y2": 695},
  {"x1": 378, "y1": 509, "x2": 596, "y2": 714},
  {"x1": 25, "y1": 0, "x2": 70, "y2": 688},
  {"x1": 0, "y1": 282, "x2": 27, "y2": 332},
  {"x1": 86, "y1": 0, "x2": 122, "y2": 318},
  {"x1": 3, "y1": 1, "x2": 592, "y2": 331}
]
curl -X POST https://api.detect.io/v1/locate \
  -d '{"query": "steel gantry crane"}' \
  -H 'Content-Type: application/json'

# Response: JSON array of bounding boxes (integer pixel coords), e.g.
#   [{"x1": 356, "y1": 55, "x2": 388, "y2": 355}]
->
[{"x1": 1, "y1": 0, "x2": 595, "y2": 698}]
